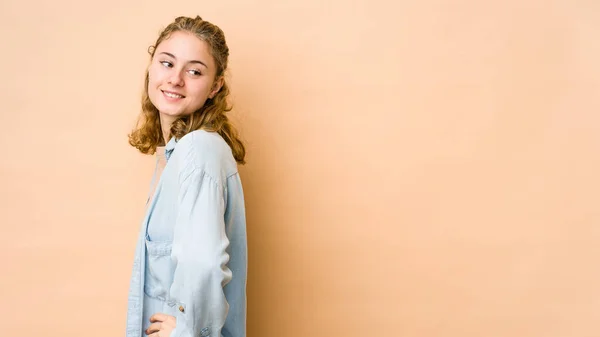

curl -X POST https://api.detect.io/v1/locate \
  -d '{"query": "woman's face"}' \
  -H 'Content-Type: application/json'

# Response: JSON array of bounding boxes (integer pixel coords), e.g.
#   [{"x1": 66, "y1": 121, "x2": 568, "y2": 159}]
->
[{"x1": 147, "y1": 31, "x2": 221, "y2": 119}]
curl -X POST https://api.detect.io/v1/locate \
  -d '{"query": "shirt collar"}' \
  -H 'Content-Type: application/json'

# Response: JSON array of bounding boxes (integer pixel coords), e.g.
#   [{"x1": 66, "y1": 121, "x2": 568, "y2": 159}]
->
[{"x1": 164, "y1": 136, "x2": 178, "y2": 161}]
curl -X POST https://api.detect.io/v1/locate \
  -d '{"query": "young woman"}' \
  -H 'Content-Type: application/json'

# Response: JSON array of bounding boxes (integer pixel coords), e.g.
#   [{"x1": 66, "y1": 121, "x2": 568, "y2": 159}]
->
[{"x1": 125, "y1": 16, "x2": 248, "y2": 337}]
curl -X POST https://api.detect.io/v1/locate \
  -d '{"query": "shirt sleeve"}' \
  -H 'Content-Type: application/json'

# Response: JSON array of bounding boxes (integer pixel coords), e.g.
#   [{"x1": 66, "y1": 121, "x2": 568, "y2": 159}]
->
[{"x1": 169, "y1": 166, "x2": 232, "y2": 337}]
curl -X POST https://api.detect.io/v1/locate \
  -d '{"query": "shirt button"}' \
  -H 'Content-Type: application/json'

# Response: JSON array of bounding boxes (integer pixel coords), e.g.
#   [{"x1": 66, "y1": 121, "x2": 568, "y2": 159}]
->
[{"x1": 179, "y1": 305, "x2": 185, "y2": 313}]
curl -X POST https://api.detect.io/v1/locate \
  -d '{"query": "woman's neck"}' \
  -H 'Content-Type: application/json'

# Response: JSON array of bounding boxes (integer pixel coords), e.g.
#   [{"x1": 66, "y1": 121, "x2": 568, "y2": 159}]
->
[{"x1": 159, "y1": 113, "x2": 176, "y2": 145}]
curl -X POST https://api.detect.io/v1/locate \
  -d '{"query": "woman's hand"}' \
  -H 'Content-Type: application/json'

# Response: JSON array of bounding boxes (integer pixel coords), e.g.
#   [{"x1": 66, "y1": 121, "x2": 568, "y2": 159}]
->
[{"x1": 145, "y1": 313, "x2": 176, "y2": 337}]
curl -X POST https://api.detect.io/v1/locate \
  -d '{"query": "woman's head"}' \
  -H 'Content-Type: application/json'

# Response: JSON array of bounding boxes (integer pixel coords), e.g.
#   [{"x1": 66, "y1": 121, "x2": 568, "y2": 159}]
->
[{"x1": 129, "y1": 16, "x2": 245, "y2": 164}]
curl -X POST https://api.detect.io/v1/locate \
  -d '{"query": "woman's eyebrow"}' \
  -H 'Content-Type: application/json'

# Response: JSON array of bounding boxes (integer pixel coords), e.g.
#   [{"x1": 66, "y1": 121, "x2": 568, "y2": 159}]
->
[{"x1": 159, "y1": 52, "x2": 208, "y2": 68}]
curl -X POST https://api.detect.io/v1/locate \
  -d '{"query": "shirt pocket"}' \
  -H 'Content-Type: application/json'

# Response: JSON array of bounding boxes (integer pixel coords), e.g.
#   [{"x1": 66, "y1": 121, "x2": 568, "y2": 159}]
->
[{"x1": 144, "y1": 234, "x2": 176, "y2": 300}]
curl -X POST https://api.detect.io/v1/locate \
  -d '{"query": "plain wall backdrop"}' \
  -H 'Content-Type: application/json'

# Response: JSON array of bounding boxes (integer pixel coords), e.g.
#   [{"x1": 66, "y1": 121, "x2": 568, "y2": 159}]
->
[{"x1": 1, "y1": 0, "x2": 599, "y2": 336}]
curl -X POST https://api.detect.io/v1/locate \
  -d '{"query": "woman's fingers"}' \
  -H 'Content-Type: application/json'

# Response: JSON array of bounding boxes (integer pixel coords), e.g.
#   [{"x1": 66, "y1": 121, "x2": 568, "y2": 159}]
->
[
  {"x1": 146, "y1": 312, "x2": 176, "y2": 336},
  {"x1": 145, "y1": 322, "x2": 162, "y2": 335},
  {"x1": 150, "y1": 313, "x2": 171, "y2": 323}
]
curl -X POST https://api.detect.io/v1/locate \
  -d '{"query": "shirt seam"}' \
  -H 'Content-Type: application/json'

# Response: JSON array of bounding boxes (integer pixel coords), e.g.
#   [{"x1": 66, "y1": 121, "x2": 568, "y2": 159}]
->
[
  {"x1": 183, "y1": 132, "x2": 238, "y2": 185},
  {"x1": 179, "y1": 166, "x2": 222, "y2": 190}
]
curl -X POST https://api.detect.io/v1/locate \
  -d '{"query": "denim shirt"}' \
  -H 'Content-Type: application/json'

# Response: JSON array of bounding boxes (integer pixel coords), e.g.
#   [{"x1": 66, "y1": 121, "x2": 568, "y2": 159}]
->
[{"x1": 126, "y1": 130, "x2": 248, "y2": 337}]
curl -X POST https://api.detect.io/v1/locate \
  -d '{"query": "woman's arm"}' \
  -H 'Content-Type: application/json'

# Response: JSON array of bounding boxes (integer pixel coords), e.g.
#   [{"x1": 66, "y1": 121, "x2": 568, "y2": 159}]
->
[{"x1": 169, "y1": 167, "x2": 232, "y2": 337}]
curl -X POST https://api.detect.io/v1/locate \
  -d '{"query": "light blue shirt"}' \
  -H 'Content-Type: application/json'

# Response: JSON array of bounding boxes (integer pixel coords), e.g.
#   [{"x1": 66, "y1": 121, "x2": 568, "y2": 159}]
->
[{"x1": 126, "y1": 130, "x2": 248, "y2": 337}]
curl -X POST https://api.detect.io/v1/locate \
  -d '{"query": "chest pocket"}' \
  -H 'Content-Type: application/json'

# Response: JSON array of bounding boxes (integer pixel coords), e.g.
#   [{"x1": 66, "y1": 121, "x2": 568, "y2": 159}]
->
[{"x1": 144, "y1": 234, "x2": 176, "y2": 300}]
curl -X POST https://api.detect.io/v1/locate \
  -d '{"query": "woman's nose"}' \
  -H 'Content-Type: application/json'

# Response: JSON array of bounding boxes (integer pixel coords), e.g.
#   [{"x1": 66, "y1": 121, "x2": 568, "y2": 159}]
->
[{"x1": 167, "y1": 70, "x2": 184, "y2": 86}]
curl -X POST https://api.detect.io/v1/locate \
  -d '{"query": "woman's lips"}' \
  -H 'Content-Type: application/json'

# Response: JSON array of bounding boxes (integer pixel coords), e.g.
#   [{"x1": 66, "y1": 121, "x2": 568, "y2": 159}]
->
[{"x1": 161, "y1": 90, "x2": 185, "y2": 101}]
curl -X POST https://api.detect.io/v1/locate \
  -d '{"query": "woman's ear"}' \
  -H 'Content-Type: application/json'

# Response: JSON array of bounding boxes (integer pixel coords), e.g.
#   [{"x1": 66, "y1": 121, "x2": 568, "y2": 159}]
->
[{"x1": 209, "y1": 77, "x2": 224, "y2": 99}]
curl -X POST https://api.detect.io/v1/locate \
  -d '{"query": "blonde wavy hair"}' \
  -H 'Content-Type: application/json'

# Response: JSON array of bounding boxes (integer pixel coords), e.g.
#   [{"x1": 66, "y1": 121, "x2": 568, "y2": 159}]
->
[{"x1": 128, "y1": 16, "x2": 245, "y2": 164}]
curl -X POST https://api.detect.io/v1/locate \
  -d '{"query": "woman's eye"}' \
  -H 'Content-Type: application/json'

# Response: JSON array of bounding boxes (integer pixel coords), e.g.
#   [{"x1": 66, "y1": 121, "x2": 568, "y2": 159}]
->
[
  {"x1": 160, "y1": 61, "x2": 173, "y2": 68},
  {"x1": 188, "y1": 69, "x2": 201, "y2": 76}
]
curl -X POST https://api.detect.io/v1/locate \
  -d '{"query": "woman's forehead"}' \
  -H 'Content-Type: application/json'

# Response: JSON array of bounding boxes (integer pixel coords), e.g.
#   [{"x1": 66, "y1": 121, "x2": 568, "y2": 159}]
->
[{"x1": 157, "y1": 32, "x2": 213, "y2": 66}]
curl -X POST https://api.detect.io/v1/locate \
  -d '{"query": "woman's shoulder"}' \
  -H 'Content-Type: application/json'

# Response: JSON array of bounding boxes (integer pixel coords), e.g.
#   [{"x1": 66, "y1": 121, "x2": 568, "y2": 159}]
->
[{"x1": 175, "y1": 130, "x2": 238, "y2": 182}]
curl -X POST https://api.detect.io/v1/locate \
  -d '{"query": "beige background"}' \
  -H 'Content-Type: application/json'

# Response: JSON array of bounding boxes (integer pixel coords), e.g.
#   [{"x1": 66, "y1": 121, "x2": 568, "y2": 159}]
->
[{"x1": 1, "y1": 0, "x2": 599, "y2": 336}]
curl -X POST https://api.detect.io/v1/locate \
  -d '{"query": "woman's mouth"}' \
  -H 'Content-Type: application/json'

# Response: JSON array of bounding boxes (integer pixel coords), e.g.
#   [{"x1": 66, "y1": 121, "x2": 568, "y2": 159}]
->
[{"x1": 162, "y1": 90, "x2": 185, "y2": 100}]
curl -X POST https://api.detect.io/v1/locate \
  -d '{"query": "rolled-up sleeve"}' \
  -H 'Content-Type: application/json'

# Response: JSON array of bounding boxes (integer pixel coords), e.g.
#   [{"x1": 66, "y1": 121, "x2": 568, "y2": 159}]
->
[{"x1": 169, "y1": 166, "x2": 232, "y2": 337}]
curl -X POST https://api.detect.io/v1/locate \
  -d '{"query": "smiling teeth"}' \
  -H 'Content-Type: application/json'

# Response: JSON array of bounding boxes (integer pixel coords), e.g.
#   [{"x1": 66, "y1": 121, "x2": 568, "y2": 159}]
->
[{"x1": 164, "y1": 92, "x2": 183, "y2": 98}]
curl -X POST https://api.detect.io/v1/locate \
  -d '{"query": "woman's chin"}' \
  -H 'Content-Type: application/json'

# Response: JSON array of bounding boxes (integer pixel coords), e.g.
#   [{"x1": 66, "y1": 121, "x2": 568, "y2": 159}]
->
[{"x1": 158, "y1": 108, "x2": 186, "y2": 119}]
